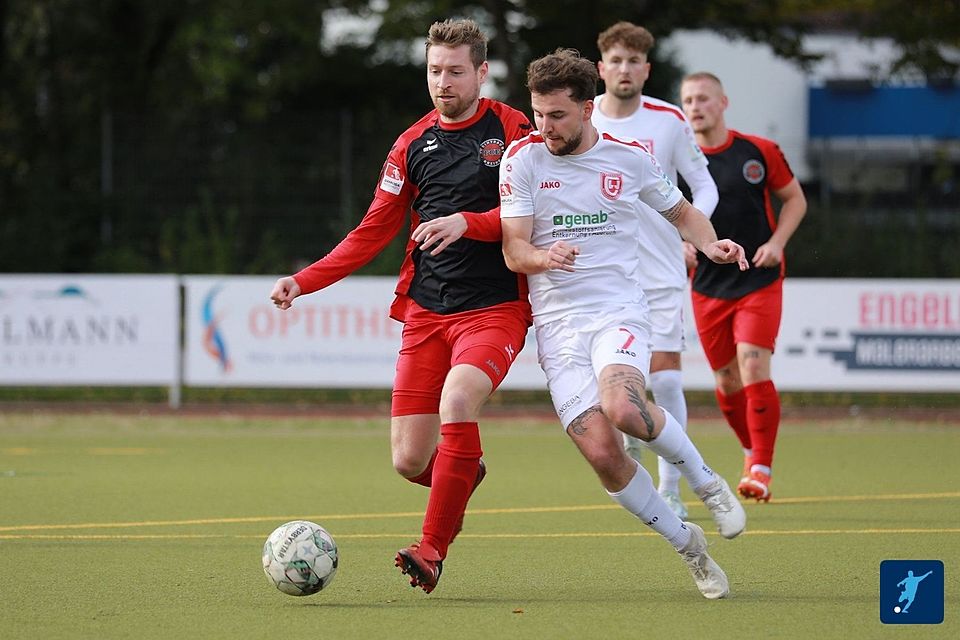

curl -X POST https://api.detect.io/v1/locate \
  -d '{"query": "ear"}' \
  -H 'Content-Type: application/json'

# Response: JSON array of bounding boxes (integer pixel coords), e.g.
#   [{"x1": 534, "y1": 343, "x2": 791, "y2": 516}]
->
[
  {"x1": 478, "y1": 60, "x2": 489, "y2": 84},
  {"x1": 583, "y1": 98, "x2": 595, "y2": 121}
]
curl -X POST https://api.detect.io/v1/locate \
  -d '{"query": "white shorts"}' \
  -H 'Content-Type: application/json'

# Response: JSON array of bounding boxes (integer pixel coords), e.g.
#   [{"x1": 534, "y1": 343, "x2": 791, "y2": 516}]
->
[
  {"x1": 644, "y1": 287, "x2": 685, "y2": 353},
  {"x1": 536, "y1": 305, "x2": 652, "y2": 430}
]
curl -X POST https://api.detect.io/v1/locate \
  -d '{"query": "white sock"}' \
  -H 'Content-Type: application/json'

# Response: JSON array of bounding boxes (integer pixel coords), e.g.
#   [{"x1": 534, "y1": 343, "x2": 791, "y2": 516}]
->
[
  {"x1": 752, "y1": 464, "x2": 772, "y2": 476},
  {"x1": 607, "y1": 460, "x2": 690, "y2": 549},
  {"x1": 644, "y1": 408, "x2": 716, "y2": 493},
  {"x1": 650, "y1": 369, "x2": 686, "y2": 494}
]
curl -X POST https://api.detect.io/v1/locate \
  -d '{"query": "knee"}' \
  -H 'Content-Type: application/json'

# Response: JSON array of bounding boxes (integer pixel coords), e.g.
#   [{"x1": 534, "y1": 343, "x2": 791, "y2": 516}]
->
[
  {"x1": 438, "y1": 386, "x2": 481, "y2": 422},
  {"x1": 603, "y1": 401, "x2": 660, "y2": 441},
  {"x1": 392, "y1": 448, "x2": 430, "y2": 479},
  {"x1": 601, "y1": 400, "x2": 635, "y2": 433},
  {"x1": 582, "y1": 443, "x2": 628, "y2": 478},
  {"x1": 714, "y1": 364, "x2": 743, "y2": 396}
]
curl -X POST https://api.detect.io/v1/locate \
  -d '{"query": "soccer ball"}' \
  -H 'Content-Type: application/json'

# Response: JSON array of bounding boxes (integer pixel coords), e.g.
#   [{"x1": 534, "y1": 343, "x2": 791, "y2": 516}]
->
[{"x1": 262, "y1": 520, "x2": 338, "y2": 596}]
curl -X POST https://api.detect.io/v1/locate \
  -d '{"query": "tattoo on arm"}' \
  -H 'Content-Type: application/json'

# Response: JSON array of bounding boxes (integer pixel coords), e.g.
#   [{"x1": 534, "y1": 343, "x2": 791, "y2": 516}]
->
[
  {"x1": 743, "y1": 349, "x2": 761, "y2": 360},
  {"x1": 660, "y1": 200, "x2": 684, "y2": 223}
]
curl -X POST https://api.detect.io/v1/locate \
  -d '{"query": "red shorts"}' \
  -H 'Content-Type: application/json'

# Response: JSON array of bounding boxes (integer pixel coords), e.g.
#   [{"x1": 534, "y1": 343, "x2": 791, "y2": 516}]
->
[
  {"x1": 391, "y1": 300, "x2": 531, "y2": 417},
  {"x1": 691, "y1": 279, "x2": 782, "y2": 371}
]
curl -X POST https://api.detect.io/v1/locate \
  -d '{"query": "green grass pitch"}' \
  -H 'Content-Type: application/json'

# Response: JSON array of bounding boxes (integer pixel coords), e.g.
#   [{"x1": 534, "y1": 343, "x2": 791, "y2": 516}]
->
[{"x1": 1, "y1": 411, "x2": 958, "y2": 639}]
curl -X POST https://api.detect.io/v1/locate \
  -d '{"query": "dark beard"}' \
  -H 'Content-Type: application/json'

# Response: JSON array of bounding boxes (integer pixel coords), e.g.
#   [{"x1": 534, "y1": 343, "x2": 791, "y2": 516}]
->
[{"x1": 549, "y1": 130, "x2": 583, "y2": 156}]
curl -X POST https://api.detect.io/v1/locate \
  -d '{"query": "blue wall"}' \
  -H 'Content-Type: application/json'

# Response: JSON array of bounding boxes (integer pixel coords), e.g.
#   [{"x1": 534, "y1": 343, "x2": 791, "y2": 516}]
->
[{"x1": 809, "y1": 85, "x2": 960, "y2": 137}]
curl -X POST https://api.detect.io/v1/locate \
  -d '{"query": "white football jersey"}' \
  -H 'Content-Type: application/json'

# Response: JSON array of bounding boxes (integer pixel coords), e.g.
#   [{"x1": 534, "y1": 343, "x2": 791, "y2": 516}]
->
[
  {"x1": 500, "y1": 131, "x2": 683, "y2": 325},
  {"x1": 592, "y1": 94, "x2": 709, "y2": 289}
]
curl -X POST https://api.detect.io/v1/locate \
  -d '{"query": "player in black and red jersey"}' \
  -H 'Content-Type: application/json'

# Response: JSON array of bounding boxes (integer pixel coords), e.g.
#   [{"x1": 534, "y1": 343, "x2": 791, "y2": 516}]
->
[
  {"x1": 269, "y1": 19, "x2": 532, "y2": 593},
  {"x1": 680, "y1": 72, "x2": 807, "y2": 502}
]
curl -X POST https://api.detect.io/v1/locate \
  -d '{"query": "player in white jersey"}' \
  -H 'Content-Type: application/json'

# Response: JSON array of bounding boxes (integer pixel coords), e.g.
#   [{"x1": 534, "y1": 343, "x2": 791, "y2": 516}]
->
[
  {"x1": 500, "y1": 48, "x2": 746, "y2": 599},
  {"x1": 593, "y1": 22, "x2": 720, "y2": 518}
]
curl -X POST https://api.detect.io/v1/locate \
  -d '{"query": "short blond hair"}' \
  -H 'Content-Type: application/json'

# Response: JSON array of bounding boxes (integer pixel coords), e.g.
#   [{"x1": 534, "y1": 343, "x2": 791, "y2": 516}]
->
[
  {"x1": 426, "y1": 19, "x2": 488, "y2": 68},
  {"x1": 682, "y1": 71, "x2": 724, "y2": 89}
]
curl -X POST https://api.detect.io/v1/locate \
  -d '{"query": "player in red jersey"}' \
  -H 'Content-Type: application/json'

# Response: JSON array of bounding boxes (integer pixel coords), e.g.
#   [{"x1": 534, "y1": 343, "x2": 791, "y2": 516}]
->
[
  {"x1": 270, "y1": 19, "x2": 533, "y2": 593},
  {"x1": 680, "y1": 72, "x2": 807, "y2": 502}
]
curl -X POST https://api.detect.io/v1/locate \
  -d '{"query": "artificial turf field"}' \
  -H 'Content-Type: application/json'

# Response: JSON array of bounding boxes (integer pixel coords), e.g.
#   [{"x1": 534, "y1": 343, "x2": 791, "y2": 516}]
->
[{"x1": 1, "y1": 410, "x2": 957, "y2": 639}]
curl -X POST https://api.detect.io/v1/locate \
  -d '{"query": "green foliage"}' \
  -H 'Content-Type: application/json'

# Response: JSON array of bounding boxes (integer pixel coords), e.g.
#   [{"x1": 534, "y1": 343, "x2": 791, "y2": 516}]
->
[{"x1": 0, "y1": 0, "x2": 957, "y2": 277}]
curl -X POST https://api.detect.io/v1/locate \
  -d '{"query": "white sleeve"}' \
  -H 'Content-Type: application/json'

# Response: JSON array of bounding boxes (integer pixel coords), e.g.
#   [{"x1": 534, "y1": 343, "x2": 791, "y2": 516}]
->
[
  {"x1": 638, "y1": 149, "x2": 684, "y2": 213},
  {"x1": 499, "y1": 146, "x2": 535, "y2": 219},
  {"x1": 682, "y1": 163, "x2": 719, "y2": 218}
]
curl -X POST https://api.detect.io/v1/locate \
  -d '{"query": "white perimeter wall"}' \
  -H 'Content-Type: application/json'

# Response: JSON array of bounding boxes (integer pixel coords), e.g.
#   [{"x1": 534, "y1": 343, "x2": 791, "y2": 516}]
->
[{"x1": 3, "y1": 274, "x2": 958, "y2": 393}]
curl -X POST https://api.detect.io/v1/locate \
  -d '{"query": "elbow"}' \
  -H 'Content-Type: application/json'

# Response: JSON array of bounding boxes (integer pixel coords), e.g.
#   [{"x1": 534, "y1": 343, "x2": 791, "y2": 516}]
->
[{"x1": 502, "y1": 249, "x2": 521, "y2": 274}]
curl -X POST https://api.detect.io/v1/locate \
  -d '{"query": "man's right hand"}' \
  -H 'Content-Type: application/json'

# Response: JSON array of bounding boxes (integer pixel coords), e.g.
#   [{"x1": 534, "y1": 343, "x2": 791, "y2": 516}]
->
[{"x1": 270, "y1": 276, "x2": 301, "y2": 310}]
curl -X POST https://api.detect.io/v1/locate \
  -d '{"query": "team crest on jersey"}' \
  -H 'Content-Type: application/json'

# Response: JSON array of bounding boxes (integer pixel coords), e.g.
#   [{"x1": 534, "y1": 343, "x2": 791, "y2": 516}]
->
[
  {"x1": 479, "y1": 138, "x2": 505, "y2": 167},
  {"x1": 379, "y1": 162, "x2": 404, "y2": 195},
  {"x1": 601, "y1": 172, "x2": 623, "y2": 200},
  {"x1": 742, "y1": 159, "x2": 765, "y2": 184}
]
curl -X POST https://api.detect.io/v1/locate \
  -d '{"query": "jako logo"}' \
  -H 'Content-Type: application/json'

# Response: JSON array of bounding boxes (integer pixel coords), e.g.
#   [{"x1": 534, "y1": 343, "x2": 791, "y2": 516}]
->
[
  {"x1": 202, "y1": 284, "x2": 232, "y2": 374},
  {"x1": 539, "y1": 180, "x2": 561, "y2": 189},
  {"x1": 552, "y1": 211, "x2": 609, "y2": 228}
]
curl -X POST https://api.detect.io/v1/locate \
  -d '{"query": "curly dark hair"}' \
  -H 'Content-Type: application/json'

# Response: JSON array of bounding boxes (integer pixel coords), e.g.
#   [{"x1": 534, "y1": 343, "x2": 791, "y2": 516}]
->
[{"x1": 526, "y1": 48, "x2": 598, "y2": 103}]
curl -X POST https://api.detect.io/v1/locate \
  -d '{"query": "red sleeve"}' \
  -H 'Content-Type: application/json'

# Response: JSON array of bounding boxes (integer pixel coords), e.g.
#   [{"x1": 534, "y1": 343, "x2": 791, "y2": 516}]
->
[
  {"x1": 463, "y1": 206, "x2": 503, "y2": 241},
  {"x1": 293, "y1": 195, "x2": 408, "y2": 295},
  {"x1": 747, "y1": 134, "x2": 794, "y2": 191}
]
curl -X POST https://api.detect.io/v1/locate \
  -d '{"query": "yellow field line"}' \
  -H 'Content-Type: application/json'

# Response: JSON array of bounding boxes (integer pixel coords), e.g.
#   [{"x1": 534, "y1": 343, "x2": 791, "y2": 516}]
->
[
  {"x1": 0, "y1": 528, "x2": 958, "y2": 541},
  {"x1": 1, "y1": 491, "x2": 958, "y2": 533}
]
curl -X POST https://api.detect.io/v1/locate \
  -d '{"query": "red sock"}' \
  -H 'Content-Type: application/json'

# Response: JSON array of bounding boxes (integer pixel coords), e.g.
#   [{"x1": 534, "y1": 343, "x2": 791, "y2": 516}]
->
[
  {"x1": 421, "y1": 422, "x2": 482, "y2": 559},
  {"x1": 715, "y1": 388, "x2": 751, "y2": 450},
  {"x1": 743, "y1": 380, "x2": 780, "y2": 469},
  {"x1": 406, "y1": 450, "x2": 438, "y2": 487}
]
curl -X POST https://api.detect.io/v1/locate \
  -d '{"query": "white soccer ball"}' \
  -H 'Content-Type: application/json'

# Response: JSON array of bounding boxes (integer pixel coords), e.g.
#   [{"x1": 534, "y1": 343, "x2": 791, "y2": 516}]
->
[{"x1": 262, "y1": 520, "x2": 338, "y2": 596}]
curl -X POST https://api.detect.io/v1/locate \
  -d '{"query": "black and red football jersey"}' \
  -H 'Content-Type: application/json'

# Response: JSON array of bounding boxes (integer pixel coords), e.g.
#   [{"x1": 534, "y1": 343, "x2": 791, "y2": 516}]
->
[
  {"x1": 293, "y1": 98, "x2": 532, "y2": 320},
  {"x1": 691, "y1": 130, "x2": 795, "y2": 300}
]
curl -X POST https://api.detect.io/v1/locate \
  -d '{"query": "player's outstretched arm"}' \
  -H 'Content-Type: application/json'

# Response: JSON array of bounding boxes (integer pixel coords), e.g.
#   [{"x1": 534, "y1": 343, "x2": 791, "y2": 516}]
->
[
  {"x1": 270, "y1": 276, "x2": 302, "y2": 310},
  {"x1": 662, "y1": 198, "x2": 748, "y2": 271}
]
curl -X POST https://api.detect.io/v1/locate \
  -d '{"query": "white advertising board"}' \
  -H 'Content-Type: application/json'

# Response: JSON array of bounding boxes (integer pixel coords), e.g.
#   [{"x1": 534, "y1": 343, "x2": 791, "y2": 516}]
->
[
  {"x1": 682, "y1": 278, "x2": 960, "y2": 392},
  {"x1": 183, "y1": 276, "x2": 404, "y2": 387},
  {"x1": 182, "y1": 276, "x2": 960, "y2": 392},
  {"x1": 182, "y1": 275, "x2": 548, "y2": 389},
  {"x1": 0, "y1": 274, "x2": 180, "y2": 385}
]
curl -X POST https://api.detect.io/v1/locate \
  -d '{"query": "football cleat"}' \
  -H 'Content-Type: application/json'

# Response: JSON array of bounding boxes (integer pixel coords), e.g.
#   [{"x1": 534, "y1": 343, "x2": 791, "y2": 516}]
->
[
  {"x1": 696, "y1": 476, "x2": 747, "y2": 539},
  {"x1": 738, "y1": 469, "x2": 772, "y2": 502},
  {"x1": 677, "y1": 522, "x2": 729, "y2": 599},
  {"x1": 395, "y1": 542, "x2": 443, "y2": 593}
]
